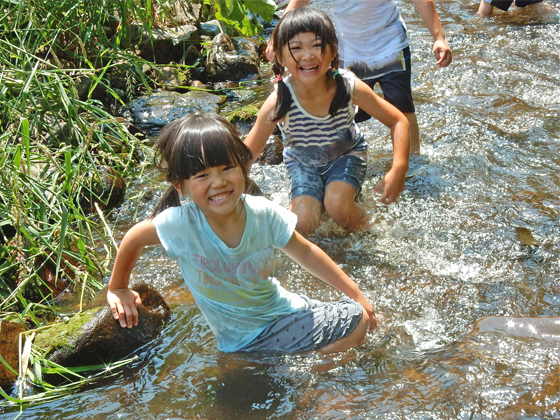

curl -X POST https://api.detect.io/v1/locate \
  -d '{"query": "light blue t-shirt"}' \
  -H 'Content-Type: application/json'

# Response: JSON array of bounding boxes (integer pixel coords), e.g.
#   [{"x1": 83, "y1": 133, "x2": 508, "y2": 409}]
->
[{"x1": 153, "y1": 194, "x2": 307, "y2": 352}]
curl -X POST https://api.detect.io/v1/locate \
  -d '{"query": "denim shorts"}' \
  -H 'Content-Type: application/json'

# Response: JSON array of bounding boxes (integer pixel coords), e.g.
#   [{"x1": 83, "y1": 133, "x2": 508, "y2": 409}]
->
[
  {"x1": 287, "y1": 153, "x2": 367, "y2": 202},
  {"x1": 355, "y1": 46, "x2": 414, "y2": 122},
  {"x1": 237, "y1": 296, "x2": 364, "y2": 354}
]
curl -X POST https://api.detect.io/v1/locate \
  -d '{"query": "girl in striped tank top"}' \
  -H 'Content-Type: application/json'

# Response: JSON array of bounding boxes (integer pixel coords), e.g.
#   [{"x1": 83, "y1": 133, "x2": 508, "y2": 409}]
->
[{"x1": 245, "y1": 7, "x2": 410, "y2": 235}]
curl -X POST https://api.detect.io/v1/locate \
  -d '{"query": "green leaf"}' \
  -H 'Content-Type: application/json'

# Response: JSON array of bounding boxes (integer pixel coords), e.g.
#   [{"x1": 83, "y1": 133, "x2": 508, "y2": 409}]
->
[
  {"x1": 64, "y1": 151, "x2": 71, "y2": 193},
  {"x1": 13, "y1": 144, "x2": 21, "y2": 169},
  {"x1": 0, "y1": 353, "x2": 18, "y2": 375},
  {"x1": 21, "y1": 118, "x2": 30, "y2": 175},
  {"x1": 244, "y1": 0, "x2": 276, "y2": 22},
  {"x1": 55, "y1": 204, "x2": 69, "y2": 284}
]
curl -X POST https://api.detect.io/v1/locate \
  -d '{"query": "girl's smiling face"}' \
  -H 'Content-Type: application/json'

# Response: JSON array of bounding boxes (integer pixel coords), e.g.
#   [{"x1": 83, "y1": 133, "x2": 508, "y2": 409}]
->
[
  {"x1": 279, "y1": 32, "x2": 334, "y2": 83},
  {"x1": 177, "y1": 164, "x2": 245, "y2": 221}
]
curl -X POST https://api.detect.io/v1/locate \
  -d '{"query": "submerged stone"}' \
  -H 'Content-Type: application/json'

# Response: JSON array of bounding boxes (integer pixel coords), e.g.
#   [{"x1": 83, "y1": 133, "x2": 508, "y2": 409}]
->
[
  {"x1": 205, "y1": 34, "x2": 261, "y2": 82},
  {"x1": 473, "y1": 316, "x2": 560, "y2": 341}
]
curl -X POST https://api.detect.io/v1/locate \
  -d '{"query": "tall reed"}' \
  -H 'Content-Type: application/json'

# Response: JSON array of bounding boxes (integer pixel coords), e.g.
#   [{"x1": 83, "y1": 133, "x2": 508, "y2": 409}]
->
[{"x1": 0, "y1": 0, "x2": 162, "y2": 320}]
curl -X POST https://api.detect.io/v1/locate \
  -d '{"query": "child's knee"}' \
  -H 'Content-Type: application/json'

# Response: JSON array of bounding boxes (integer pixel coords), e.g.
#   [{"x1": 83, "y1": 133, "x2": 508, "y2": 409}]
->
[
  {"x1": 325, "y1": 202, "x2": 353, "y2": 225},
  {"x1": 324, "y1": 194, "x2": 366, "y2": 231},
  {"x1": 351, "y1": 309, "x2": 370, "y2": 346},
  {"x1": 291, "y1": 197, "x2": 322, "y2": 234},
  {"x1": 295, "y1": 215, "x2": 320, "y2": 235},
  {"x1": 324, "y1": 184, "x2": 358, "y2": 213}
]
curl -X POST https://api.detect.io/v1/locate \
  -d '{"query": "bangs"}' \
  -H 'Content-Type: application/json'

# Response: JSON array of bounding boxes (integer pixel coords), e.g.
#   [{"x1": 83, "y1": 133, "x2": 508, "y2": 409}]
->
[
  {"x1": 157, "y1": 113, "x2": 254, "y2": 183},
  {"x1": 179, "y1": 131, "x2": 240, "y2": 179},
  {"x1": 274, "y1": 8, "x2": 337, "y2": 55}
]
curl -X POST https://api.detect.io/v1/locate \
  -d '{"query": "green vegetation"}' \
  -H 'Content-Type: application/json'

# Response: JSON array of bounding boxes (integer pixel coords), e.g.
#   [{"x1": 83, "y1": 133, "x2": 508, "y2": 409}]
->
[
  {"x1": 0, "y1": 0, "x2": 276, "y2": 325},
  {"x1": 0, "y1": 0, "x2": 276, "y2": 409},
  {"x1": 33, "y1": 309, "x2": 98, "y2": 357},
  {"x1": 0, "y1": 0, "x2": 157, "y2": 324},
  {"x1": 225, "y1": 102, "x2": 262, "y2": 122},
  {"x1": 208, "y1": 0, "x2": 276, "y2": 36}
]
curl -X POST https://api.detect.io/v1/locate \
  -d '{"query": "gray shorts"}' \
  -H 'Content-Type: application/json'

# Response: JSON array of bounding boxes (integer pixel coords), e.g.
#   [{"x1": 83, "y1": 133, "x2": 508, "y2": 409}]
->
[{"x1": 237, "y1": 296, "x2": 364, "y2": 354}]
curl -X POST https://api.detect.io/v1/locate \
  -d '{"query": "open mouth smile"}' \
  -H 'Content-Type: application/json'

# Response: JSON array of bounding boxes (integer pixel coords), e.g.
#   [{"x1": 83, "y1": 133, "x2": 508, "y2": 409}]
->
[
  {"x1": 209, "y1": 191, "x2": 231, "y2": 202},
  {"x1": 299, "y1": 65, "x2": 319, "y2": 72}
]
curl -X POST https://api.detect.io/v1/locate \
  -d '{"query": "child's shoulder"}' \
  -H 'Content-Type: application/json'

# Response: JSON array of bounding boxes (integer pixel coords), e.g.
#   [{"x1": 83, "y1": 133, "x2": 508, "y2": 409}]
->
[
  {"x1": 244, "y1": 194, "x2": 274, "y2": 211},
  {"x1": 338, "y1": 68, "x2": 357, "y2": 84},
  {"x1": 244, "y1": 195, "x2": 294, "y2": 219},
  {"x1": 153, "y1": 203, "x2": 197, "y2": 227}
]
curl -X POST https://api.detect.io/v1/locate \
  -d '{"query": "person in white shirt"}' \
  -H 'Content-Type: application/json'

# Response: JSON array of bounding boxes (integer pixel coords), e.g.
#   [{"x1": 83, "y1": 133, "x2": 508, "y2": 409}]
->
[{"x1": 267, "y1": 0, "x2": 452, "y2": 155}]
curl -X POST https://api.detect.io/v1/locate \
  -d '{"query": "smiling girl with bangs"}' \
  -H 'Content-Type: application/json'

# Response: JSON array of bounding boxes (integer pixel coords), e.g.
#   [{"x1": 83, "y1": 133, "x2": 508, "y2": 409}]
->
[{"x1": 108, "y1": 112, "x2": 377, "y2": 355}]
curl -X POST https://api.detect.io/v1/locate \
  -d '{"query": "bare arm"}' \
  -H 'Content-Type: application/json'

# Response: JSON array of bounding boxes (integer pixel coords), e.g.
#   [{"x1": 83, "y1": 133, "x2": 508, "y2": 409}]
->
[
  {"x1": 107, "y1": 219, "x2": 161, "y2": 328},
  {"x1": 281, "y1": 231, "x2": 377, "y2": 330},
  {"x1": 353, "y1": 79, "x2": 410, "y2": 204},
  {"x1": 244, "y1": 93, "x2": 279, "y2": 161},
  {"x1": 411, "y1": 0, "x2": 452, "y2": 67},
  {"x1": 285, "y1": 0, "x2": 311, "y2": 12}
]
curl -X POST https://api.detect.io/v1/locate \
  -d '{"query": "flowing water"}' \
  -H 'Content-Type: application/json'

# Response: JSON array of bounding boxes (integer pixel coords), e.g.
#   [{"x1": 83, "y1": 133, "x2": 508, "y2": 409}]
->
[{"x1": 4, "y1": 1, "x2": 560, "y2": 419}]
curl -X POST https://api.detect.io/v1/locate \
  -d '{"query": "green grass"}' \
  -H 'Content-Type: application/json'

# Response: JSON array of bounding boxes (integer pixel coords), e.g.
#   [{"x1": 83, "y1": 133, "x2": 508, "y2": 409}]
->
[
  {"x1": 0, "y1": 0, "x2": 161, "y2": 322},
  {"x1": 0, "y1": 0, "x2": 277, "y2": 410}
]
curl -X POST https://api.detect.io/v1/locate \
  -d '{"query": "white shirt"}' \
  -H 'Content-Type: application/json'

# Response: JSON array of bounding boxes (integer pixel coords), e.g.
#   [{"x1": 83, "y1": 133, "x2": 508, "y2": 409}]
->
[{"x1": 331, "y1": 0, "x2": 409, "y2": 68}]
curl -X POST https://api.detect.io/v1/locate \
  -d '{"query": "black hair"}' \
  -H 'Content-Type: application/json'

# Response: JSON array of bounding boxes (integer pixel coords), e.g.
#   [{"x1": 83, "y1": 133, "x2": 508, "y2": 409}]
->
[
  {"x1": 150, "y1": 113, "x2": 254, "y2": 217},
  {"x1": 269, "y1": 7, "x2": 351, "y2": 122}
]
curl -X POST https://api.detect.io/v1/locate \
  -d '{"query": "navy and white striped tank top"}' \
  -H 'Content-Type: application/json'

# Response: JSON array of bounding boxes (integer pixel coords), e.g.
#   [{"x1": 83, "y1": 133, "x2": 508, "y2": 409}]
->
[{"x1": 278, "y1": 69, "x2": 367, "y2": 169}]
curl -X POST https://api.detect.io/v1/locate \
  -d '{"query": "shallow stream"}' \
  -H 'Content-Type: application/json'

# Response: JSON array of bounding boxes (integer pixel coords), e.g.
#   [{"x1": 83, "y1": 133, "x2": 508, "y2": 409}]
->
[{"x1": 5, "y1": 1, "x2": 560, "y2": 418}]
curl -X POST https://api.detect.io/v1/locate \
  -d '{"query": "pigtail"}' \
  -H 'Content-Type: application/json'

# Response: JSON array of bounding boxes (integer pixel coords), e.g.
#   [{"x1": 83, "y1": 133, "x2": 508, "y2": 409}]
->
[
  {"x1": 328, "y1": 69, "x2": 352, "y2": 118},
  {"x1": 150, "y1": 185, "x2": 181, "y2": 218},
  {"x1": 268, "y1": 62, "x2": 292, "y2": 122}
]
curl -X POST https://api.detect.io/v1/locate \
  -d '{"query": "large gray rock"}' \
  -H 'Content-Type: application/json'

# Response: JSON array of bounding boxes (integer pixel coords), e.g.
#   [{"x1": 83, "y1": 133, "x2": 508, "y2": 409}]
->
[
  {"x1": 138, "y1": 24, "x2": 199, "y2": 64},
  {"x1": 205, "y1": 34, "x2": 260, "y2": 82},
  {"x1": 125, "y1": 90, "x2": 225, "y2": 129},
  {"x1": 33, "y1": 281, "x2": 171, "y2": 368}
]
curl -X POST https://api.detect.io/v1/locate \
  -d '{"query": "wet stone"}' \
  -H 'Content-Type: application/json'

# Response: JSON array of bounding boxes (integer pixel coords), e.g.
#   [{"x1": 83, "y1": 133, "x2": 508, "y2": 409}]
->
[
  {"x1": 125, "y1": 90, "x2": 225, "y2": 130},
  {"x1": 0, "y1": 320, "x2": 25, "y2": 388},
  {"x1": 33, "y1": 281, "x2": 171, "y2": 369}
]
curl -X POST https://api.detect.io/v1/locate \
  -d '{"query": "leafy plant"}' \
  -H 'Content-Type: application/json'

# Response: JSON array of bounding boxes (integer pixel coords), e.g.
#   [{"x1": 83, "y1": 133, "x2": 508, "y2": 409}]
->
[
  {"x1": 205, "y1": 0, "x2": 277, "y2": 36},
  {"x1": 0, "y1": 0, "x2": 156, "y2": 322}
]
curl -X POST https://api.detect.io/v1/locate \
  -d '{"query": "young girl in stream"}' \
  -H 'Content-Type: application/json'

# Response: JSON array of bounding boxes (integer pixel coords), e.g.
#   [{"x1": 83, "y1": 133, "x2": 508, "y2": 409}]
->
[
  {"x1": 107, "y1": 112, "x2": 377, "y2": 354},
  {"x1": 244, "y1": 7, "x2": 410, "y2": 235}
]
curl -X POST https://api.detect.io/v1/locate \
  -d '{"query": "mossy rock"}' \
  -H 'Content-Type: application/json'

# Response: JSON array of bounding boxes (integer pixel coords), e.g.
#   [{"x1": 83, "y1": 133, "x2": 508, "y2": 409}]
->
[
  {"x1": 34, "y1": 309, "x2": 99, "y2": 357},
  {"x1": 33, "y1": 281, "x2": 171, "y2": 368},
  {"x1": 227, "y1": 103, "x2": 260, "y2": 123}
]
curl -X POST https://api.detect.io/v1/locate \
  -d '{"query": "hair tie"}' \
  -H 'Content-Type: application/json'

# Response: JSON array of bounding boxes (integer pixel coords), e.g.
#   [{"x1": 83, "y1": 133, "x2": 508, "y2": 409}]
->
[
  {"x1": 332, "y1": 69, "x2": 340, "y2": 77},
  {"x1": 273, "y1": 74, "x2": 283, "y2": 83}
]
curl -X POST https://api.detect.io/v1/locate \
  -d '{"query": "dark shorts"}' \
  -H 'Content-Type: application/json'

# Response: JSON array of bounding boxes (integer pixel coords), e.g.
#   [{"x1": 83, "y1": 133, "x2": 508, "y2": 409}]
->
[
  {"x1": 287, "y1": 153, "x2": 367, "y2": 202},
  {"x1": 237, "y1": 296, "x2": 364, "y2": 354},
  {"x1": 489, "y1": 0, "x2": 543, "y2": 10},
  {"x1": 355, "y1": 46, "x2": 415, "y2": 123}
]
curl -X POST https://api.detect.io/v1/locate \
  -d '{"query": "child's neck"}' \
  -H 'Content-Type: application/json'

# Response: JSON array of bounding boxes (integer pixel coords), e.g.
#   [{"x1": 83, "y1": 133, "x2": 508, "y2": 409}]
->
[
  {"x1": 290, "y1": 75, "x2": 336, "y2": 118},
  {"x1": 203, "y1": 200, "x2": 246, "y2": 249}
]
